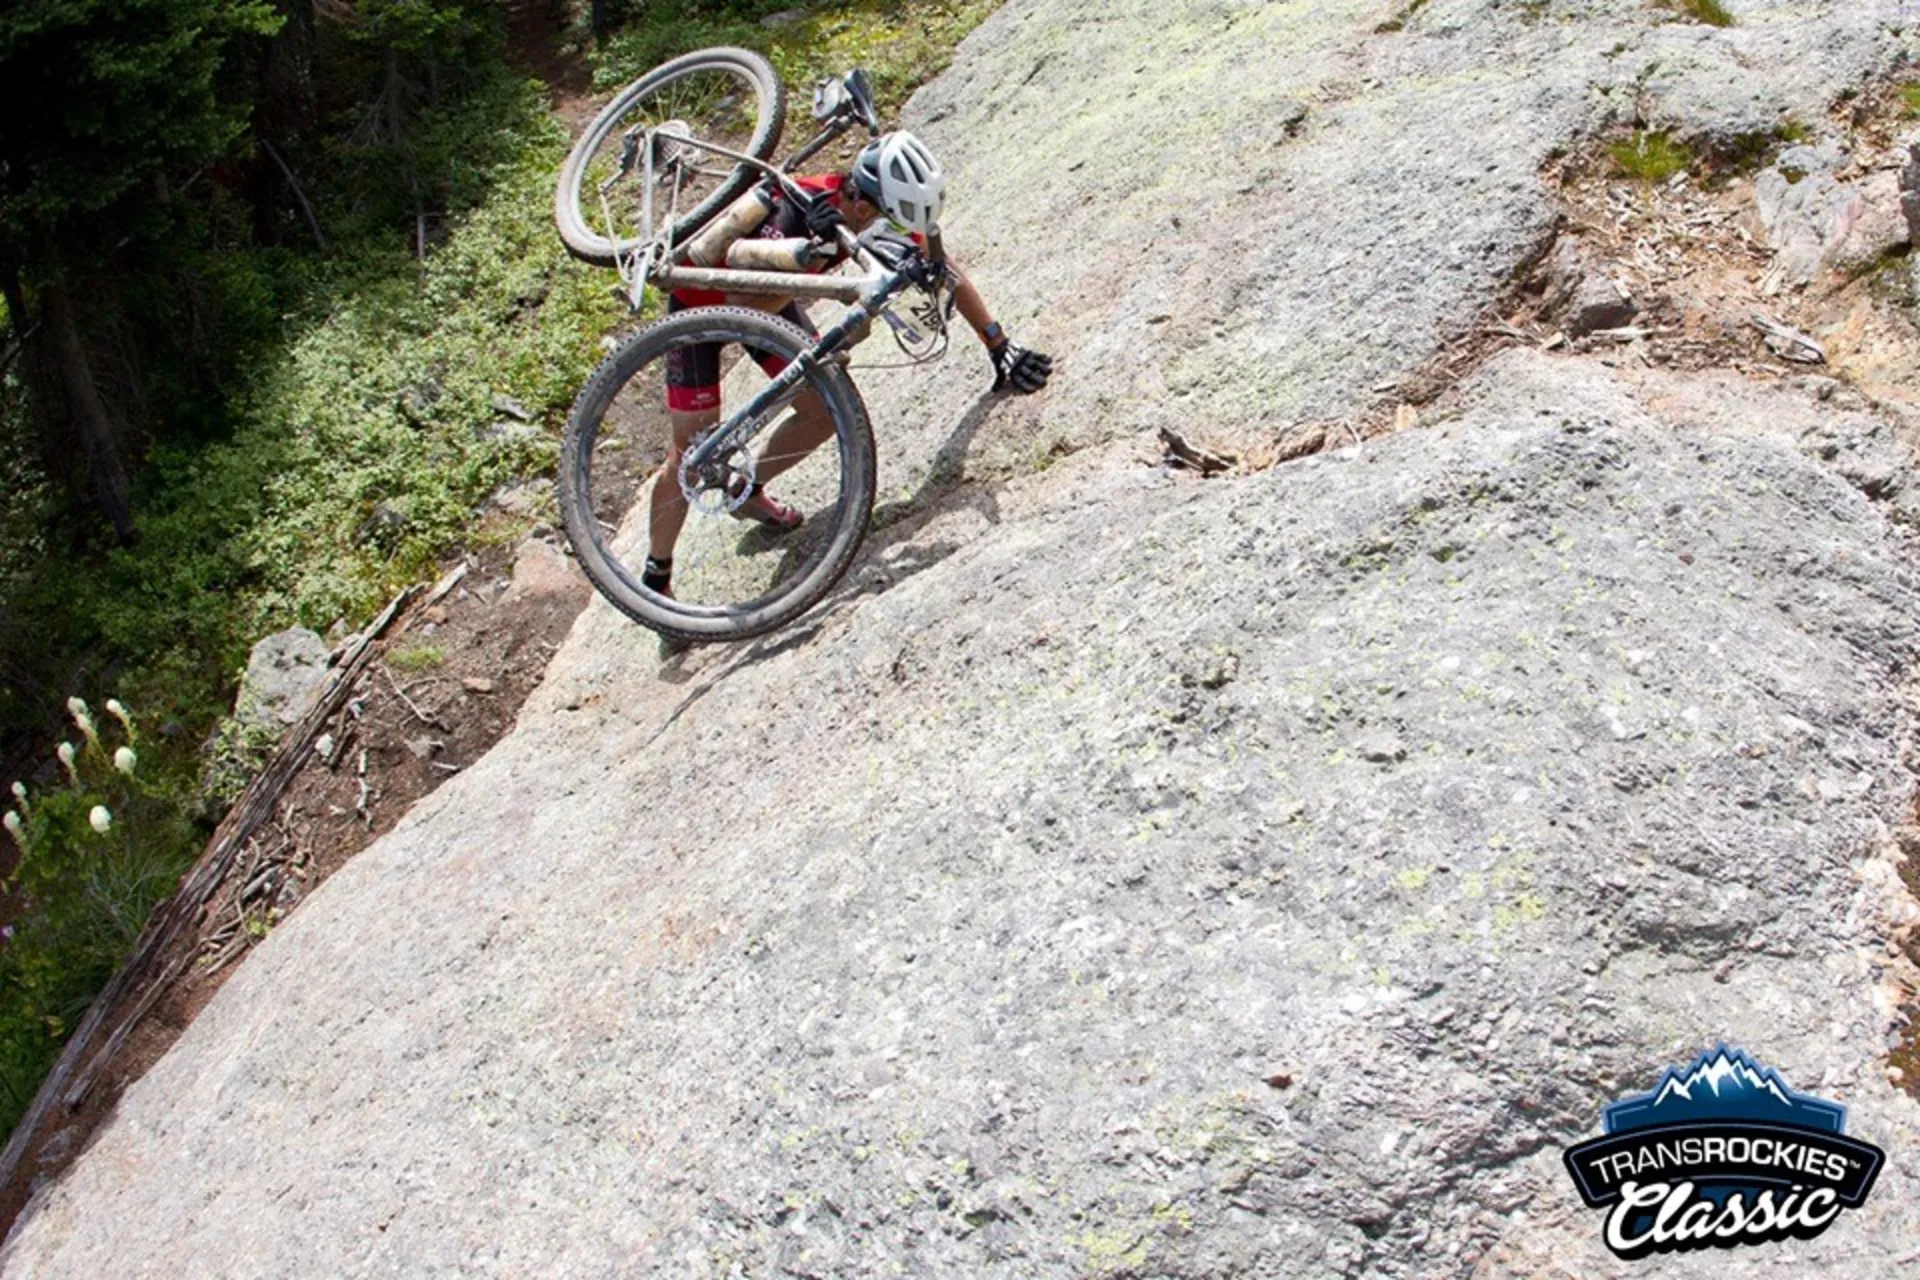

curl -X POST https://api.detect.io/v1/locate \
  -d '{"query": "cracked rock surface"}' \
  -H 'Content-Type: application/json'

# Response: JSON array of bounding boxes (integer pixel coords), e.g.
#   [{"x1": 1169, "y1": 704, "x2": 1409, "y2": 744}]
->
[{"x1": 7, "y1": 2, "x2": 1920, "y2": 1277}]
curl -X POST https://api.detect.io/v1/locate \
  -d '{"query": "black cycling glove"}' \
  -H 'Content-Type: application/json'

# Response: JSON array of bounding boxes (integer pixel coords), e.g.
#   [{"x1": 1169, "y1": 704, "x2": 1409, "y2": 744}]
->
[
  {"x1": 990, "y1": 339, "x2": 1053, "y2": 394},
  {"x1": 800, "y1": 192, "x2": 845, "y2": 241}
]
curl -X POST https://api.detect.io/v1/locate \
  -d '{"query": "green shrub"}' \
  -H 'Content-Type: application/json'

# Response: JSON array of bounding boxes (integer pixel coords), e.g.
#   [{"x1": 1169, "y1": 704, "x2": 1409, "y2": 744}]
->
[
  {"x1": 387, "y1": 642, "x2": 448, "y2": 673},
  {"x1": 1657, "y1": 0, "x2": 1734, "y2": 26},
  {"x1": 1609, "y1": 130, "x2": 1692, "y2": 183},
  {"x1": 0, "y1": 699, "x2": 198, "y2": 1137}
]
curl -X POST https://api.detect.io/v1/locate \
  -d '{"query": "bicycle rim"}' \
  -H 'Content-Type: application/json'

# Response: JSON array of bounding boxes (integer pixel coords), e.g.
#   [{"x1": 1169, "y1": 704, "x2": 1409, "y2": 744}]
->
[
  {"x1": 557, "y1": 48, "x2": 786, "y2": 266},
  {"x1": 561, "y1": 308, "x2": 875, "y2": 643}
]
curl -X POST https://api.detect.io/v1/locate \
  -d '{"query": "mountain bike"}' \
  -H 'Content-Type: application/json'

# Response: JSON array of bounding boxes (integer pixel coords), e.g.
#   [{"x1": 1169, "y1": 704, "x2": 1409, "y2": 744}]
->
[{"x1": 553, "y1": 48, "x2": 957, "y2": 645}]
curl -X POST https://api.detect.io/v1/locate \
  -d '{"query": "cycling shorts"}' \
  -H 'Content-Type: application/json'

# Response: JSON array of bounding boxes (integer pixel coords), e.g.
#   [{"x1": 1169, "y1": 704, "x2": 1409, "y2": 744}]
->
[{"x1": 664, "y1": 294, "x2": 816, "y2": 412}]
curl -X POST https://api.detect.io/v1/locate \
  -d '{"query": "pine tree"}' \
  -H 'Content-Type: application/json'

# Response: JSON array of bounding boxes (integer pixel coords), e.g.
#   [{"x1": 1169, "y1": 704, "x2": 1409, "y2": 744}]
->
[{"x1": 0, "y1": 0, "x2": 283, "y2": 540}]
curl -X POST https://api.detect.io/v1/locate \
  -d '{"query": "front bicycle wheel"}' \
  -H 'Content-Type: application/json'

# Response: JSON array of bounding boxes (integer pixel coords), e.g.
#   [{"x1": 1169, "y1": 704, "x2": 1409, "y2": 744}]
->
[
  {"x1": 555, "y1": 46, "x2": 787, "y2": 267},
  {"x1": 559, "y1": 307, "x2": 877, "y2": 644}
]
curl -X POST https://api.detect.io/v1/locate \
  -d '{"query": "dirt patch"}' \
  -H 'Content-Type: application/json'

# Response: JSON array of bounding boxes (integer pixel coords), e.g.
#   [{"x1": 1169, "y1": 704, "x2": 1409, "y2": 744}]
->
[
  {"x1": 0, "y1": 527, "x2": 592, "y2": 1235},
  {"x1": 505, "y1": 0, "x2": 596, "y2": 125}
]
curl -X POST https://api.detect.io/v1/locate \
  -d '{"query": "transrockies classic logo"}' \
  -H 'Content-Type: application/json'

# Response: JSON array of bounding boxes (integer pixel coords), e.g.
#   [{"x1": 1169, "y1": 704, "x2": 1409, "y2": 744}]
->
[{"x1": 1562, "y1": 1045, "x2": 1885, "y2": 1260}]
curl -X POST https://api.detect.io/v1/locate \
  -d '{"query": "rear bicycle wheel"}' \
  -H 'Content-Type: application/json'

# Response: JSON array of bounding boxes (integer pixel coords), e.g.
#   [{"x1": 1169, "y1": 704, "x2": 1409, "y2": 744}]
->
[
  {"x1": 558, "y1": 306, "x2": 877, "y2": 643},
  {"x1": 555, "y1": 46, "x2": 787, "y2": 267}
]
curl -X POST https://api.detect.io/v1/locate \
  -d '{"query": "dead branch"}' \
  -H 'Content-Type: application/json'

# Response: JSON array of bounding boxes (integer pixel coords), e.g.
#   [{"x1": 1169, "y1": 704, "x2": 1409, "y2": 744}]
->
[
  {"x1": 423, "y1": 562, "x2": 470, "y2": 608},
  {"x1": 1158, "y1": 427, "x2": 1236, "y2": 476},
  {"x1": 1749, "y1": 312, "x2": 1826, "y2": 364},
  {"x1": 381, "y1": 665, "x2": 447, "y2": 729},
  {"x1": 260, "y1": 140, "x2": 328, "y2": 254}
]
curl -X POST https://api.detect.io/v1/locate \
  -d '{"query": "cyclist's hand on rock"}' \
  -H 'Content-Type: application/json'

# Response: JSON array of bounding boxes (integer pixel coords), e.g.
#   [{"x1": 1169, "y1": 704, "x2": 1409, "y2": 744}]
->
[
  {"x1": 801, "y1": 192, "x2": 845, "y2": 241},
  {"x1": 991, "y1": 340, "x2": 1053, "y2": 394}
]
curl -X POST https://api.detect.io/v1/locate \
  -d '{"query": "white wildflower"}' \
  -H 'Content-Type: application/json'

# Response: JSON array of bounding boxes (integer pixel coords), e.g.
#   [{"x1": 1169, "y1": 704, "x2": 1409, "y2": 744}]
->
[
  {"x1": 9, "y1": 781, "x2": 23, "y2": 803},
  {"x1": 114, "y1": 746, "x2": 138, "y2": 775},
  {"x1": 105, "y1": 698, "x2": 131, "y2": 729},
  {"x1": 88, "y1": 806, "x2": 112, "y2": 835},
  {"x1": 56, "y1": 742, "x2": 77, "y2": 780},
  {"x1": 2, "y1": 811, "x2": 20, "y2": 839},
  {"x1": 66, "y1": 696, "x2": 87, "y2": 719}
]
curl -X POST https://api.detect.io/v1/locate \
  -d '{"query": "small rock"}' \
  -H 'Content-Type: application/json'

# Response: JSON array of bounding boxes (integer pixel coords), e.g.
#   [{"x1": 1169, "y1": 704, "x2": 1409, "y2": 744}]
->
[
  {"x1": 1828, "y1": 169, "x2": 1909, "y2": 276},
  {"x1": 498, "y1": 536, "x2": 576, "y2": 605},
  {"x1": 1756, "y1": 157, "x2": 1908, "y2": 284},
  {"x1": 1356, "y1": 734, "x2": 1407, "y2": 765},
  {"x1": 1773, "y1": 142, "x2": 1845, "y2": 184},
  {"x1": 478, "y1": 421, "x2": 541, "y2": 447},
  {"x1": 422, "y1": 605, "x2": 449, "y2": 625},
  {"x1": 1536, "y1": 236, "x2": 1585, "y2": 314},
  {"x1": 1564, "y1": 275, "x2": 1637, "y2": 337},
  {"x1": 357, "y1": 501, "x2": 409, "y2": 548},
  {"x1": 490, "y1": 393, "x2": 533, "y2": 422},
  {"x1": 462, "y1": 677, "x2": 496, "y2": 695},
  {"x1": 235, "y1": 628, "x2": 331, "y2": 730},
  {"x1": 486, "y1": 480, "x2": 546, "y2": 519},
  {"x1": 404, "y1": 737, "x2": 443, "y2": 761},
  {"x1": 397, "y1": 379, "x2": 441, "y2": 427},
  {"x1": 1899, "y1": 131, "x2": 1920, "y2": 244}
]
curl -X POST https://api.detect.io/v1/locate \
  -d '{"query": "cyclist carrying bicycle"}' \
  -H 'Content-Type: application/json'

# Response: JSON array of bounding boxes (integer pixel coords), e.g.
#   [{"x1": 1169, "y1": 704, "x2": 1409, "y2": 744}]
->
[{"x1": 642, "y1": 130, "x2": 1052, "y2": 599}]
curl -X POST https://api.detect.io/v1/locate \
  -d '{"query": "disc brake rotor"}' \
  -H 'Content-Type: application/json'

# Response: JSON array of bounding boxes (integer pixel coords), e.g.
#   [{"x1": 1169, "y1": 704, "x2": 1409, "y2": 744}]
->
[{"x1": 679, "y1": 433, "x2": 756, "y2": 517}]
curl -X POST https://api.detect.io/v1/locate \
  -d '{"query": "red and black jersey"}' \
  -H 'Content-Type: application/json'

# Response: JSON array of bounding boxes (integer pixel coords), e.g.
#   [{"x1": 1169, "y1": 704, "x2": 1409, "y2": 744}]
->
[{"x1": 763, "y1": 172, "x2": 849, "y2": 245}]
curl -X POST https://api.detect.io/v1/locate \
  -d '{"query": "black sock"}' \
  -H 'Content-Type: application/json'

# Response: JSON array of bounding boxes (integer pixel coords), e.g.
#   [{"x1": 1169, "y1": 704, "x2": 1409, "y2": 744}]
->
[{"x1": 642, "y1": 556, "x2": 672, "y2": 593}]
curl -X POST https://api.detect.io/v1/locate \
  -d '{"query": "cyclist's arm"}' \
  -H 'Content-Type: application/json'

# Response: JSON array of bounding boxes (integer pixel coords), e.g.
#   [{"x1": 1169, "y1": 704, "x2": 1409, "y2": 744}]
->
[
  {"x1": 936, "y1": 250, "x2": 1051, "y2": 394},
  {"x1": 940, "y1": 257, "x2": 1005, "y2": 349}
]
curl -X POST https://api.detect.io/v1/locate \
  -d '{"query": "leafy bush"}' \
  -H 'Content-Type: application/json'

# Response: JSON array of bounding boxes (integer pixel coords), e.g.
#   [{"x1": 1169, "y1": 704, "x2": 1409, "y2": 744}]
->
[{"x1": 0, "y1": 699, "x2": 197, "y2": 1136}]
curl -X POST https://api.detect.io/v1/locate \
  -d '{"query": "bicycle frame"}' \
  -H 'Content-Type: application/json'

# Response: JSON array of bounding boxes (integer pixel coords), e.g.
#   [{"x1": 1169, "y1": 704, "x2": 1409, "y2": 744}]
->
[
  {"x1": 673, "y1": 232, "x2": 922, "y2": 473},
  {"x1": 615, "y1": 124, "x2": 948, "y2": 474}
]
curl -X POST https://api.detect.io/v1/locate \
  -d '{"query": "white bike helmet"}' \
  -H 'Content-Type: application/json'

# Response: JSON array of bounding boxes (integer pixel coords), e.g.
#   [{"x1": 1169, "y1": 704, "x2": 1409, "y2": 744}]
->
[{"x1": 852, "y1": 131, "x2": 945, "y2": 237}]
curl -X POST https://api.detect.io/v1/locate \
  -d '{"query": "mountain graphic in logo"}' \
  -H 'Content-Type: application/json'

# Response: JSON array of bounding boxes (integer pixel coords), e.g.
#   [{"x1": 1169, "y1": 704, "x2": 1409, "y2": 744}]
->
[
  {"x1": 1605, "y1": 1046, "x2": 1845, "y2": 1134},
  {"x1": 1563, "y1": 1044, "x2": 1885, "y2": 1260}
]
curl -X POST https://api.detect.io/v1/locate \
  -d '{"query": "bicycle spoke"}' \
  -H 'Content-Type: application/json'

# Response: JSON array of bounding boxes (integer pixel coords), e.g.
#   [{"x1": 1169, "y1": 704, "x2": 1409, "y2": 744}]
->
[
  {"x1": 574, "y1": 65, "x2": 767, "y2": 255},
  {"x1": 575, "y1": 328, "x2": 853, "y2": 615}
]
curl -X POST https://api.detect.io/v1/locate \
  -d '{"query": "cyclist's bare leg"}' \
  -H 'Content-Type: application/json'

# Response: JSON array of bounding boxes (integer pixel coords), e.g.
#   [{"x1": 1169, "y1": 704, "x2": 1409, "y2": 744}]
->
[
  {"x1": 752, "y1": 386, "x2": 837, "y2": 486},
  {"x1": 651, "y1": 407, "x2": 719, "y2": 562}
]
